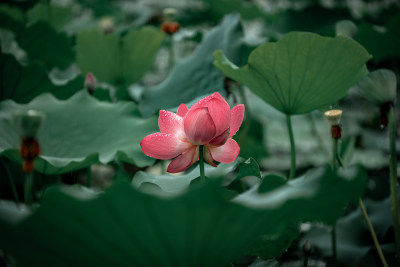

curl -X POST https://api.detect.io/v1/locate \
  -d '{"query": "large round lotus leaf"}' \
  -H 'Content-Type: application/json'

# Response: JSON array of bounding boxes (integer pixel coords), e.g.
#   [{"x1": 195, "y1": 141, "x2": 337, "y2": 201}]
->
[
  {"x1": 304, "y1": 193, "x2": 399, "y2": 265},
  {"x1": 214, "y1": 32, "x2": 371, "y2": 115},
  {"x1": 139, "y1": 13, "x2": 247, "y2": 117},
  {"x1": 0, "y1": 165, "x2": 366, "y2": 267},
  {"x1": 355, "y1": 69, "x2": 397, "y2": 106},
  {"x1": 76, "y1": 27, "x2": 165, "y2": 86},
  {"x1": 27, "y1": 3, "x2": 72, "y2": 30},
  {"x1": 0, "y1": 52, "x2": 84, "y2": 103},
  {"x1": 17, "y1": 21, "x2": 75, "y2": 70},
  {"x1": 0, "y1": 91, "x2": 157, "y2": 174}
]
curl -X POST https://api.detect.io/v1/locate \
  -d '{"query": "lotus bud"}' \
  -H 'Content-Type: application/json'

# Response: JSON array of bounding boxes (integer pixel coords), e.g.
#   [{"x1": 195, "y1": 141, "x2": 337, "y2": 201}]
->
[
  {"x1": 303, "y1": 241, "x2": 312, "y2": 256},
  {"x1": 99, "y1": 16, "x2": 114, "y2": 34},
  {"x1": 13, "y1": 110, "x2": 45, "y2": 138},
  {"x1": 84, "y1": 72, "x2": 97, "y2": 94}
]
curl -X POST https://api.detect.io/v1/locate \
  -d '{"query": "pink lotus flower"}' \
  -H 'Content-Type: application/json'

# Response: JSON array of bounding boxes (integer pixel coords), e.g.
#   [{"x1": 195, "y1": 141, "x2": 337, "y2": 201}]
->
[{"x1": 140, "y1": 92, "x2": 245, "y2": 173}]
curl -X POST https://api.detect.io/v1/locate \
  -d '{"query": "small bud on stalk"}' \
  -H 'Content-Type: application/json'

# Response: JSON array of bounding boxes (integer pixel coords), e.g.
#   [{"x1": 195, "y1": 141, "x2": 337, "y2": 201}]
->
[
  {"x1": 84, "y1": 72, "x2": 97, "y2": 95},
  {"x1": 13, "y1": 110, "x2": 44, "y2": 173},
  {"x1": 161, "y1": 8, "x2": 180, "y2": 35},
  {"x1": 99, "y1": 16, "x2": 115, "y2": 34},
  {"x1": 324, "y1": 109, "x2": 343, "y2": 139},
  {"x1": 380, "y1": 101, "x2": 393, "y2": 128}
]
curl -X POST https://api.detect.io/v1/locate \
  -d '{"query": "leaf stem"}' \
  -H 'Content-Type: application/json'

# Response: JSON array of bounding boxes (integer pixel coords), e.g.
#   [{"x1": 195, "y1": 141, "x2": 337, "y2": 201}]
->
[
  {"x1": 199, "y1": 145, "x2": 205, "y2": 183},
  {"x1": 331, "y1": 136, "x2": 338, "y2": 266},
  {"x1": 1, "y1": 157, "x2": 20, "y2": 205},
  {"x1": 168, "y1": 37, "x2": 174, "y2": 72},
  {"x1": 24, "y1": 172, "x2": 33, "y2": 207},
  {"x1": 331, "y1": 225, "x2": 337, "y2": 266},
  {"x1": 286, "y1": 115, "x2": 296, "y2": 180},
  {"x1": 358, "y1": 198, "x2": 388, "y2": 267},
  {"x1": 388, "y1": 106, "x2": 400, "y2": 264},
  {"x1": 332, "y1": 138, "x2": 338, "y2": 170}
]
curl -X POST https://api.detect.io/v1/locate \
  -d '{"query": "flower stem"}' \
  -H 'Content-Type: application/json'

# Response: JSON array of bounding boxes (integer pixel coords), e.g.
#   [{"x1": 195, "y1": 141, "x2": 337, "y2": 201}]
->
[
  {"x1": 332, "y1": 138, "x2": 338, "y2": 170},
  {"x1": 199, "y1": 145, "x2": 205, "y2": 183},
  {"x1": 1, "y1": 157, "x2": 20, "y2": 205},
  {"x1": 388, "y1": 106, "x2": 400, "y2": 264},
  {"x1": 331, "y1": 136, "x2": 338, "y2": 266},
  {"x1": 24, "y1": 172, "x2": 33, "y2": 207},
  {"x1": 358, "y1": 198, "x2": 388, "y2": 267},
  {"x1": 331, "y1": 226, "x2": 337, "y2": 266},
  {"x1": 286, "y1": 115, "x2": 296, "y2": 180},
  {"x1": 168, "y1": 37, "x2": 174, "y2": 72}
]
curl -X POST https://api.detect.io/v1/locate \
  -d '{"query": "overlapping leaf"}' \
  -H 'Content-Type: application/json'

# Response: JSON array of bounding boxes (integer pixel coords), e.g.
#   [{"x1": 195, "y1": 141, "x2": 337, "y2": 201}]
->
[
  {"x1": 0, "y1": 165, "x2": 366, "y2": 266},
  {"x1": 0, "y1": 91, "x2": 157, "y2": 174},
  {"x1": 76, "y1": 27, "x2": 165, "y2": 85},
  {"x1": 355, "y1": 69, "x2": 397, "y2": 106},
  {"x1": 139, "y1": 13, "x2": 247, "y2": 117},
  {"x1": 0, "y1": 52, "x2": 83, "y2": 103},
  {"x1": 304, "y1": 192, "x2": 399, "y2": 265},
  {"x1": 354, "y1": 14, "x2": 400, "y2": 63},
  {"x1": 214, "y1": 32, "x2": 371, "y2": 115},
  {"x1": 27, "y1": 3, "x2": 72, "y2": 30}
]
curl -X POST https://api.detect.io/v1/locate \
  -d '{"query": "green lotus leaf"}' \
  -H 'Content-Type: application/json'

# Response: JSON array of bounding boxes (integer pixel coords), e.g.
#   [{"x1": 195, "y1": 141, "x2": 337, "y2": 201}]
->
[
  {"x1": 354, "y1": 13, "x2": 400, "y2": 63},
  {"x1": 76, "y1": 26, "x2": 165, "y2": 86},
  {"x1": 304, "y1": 192, "x2": 399, "y2": 265},
  {"x1": 355, "y1": 69, "x2": 397, "y2": 106},
  {"x1": 235, "y1": 157, "x2": 262, "y2": 180},
  {"x1": 203, "y1": 0, "x2": 264, "y2": 21},
  {"x1": 251, "y1": 223, "x2": 300, "y2": 259},
  {"x1": 0, "y1": 165, "x2": 366, "y2": 266},
  {"x1": 214, "y1": 32, "x2": 371, "y2": 115},
  {"x1": 0, "y1": 4, "x2": 24, "y2": 33},
  {"x1": 17, "y1": 21, "x2": 75, "y2": 70},
  {"x1": 132, "y1": 159, "x2": 240, "y2": 193},
  {"x1": 139, "y1": 13, "x2": 246, "y2": 117},
  {"x1": 0, "y1": 52, "x2": 84, "y2": 103},
  {"x1": 0, "y1": 91, "x2": 157, "y2": 174},
  {"x1": 27, "y1": 3, "x2": 72, "y2": 30}
]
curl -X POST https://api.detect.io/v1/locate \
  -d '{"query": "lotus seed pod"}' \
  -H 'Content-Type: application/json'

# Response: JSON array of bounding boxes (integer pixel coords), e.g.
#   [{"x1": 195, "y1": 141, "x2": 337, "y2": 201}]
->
[
  {"x1": 163, "y1": 8, "x2": 177, "y2": 21},
  {"x1": 335, "y1": 20, "x2": 358, "y2": 37},
  {"x1": 324, "y1": 109, "x2": 342, "y2": 126},
  {"x1": 99, "y1": 16, "x2": 114, "y2": 34},
  {"x1": 13, "y1": 110, "x2": 45, "y2": 138}
]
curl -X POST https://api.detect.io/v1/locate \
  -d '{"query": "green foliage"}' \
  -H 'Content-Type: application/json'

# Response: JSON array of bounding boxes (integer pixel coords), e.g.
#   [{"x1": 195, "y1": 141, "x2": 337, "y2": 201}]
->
[
  {"x1": 0, "y1": 91, "x2": 157, "y2": 174},
  {"x1": 214, "y1": 32, "x2": 371, "y2": 115},
  {"x1": 27, "y1": 3, "x2": 73, "y2": 30},
  {"x1": 235, "y1": 157, "x2": 261, "y2": 180},
  {"x1": 0, "y1": 52, "x2": 83, "y2": 103},
  {"x1": 0, "y1": 164, "x2": 366, "y2": 266},
  {"x1": 0, "y1": 4, "x2": 24, "y2": 33},
  {"x1": 354, "y1": 14, "x2": 400, "y2": 63},
  {"x1": 139, "y1": 13, "x2": 247, "y2": 117},
  {"x1": 304, "y1": 192, "x2": 399, "y2": 266},
  {"x1": 355, "y1": 69, "x2": 397, "y2": 106},
  {"x1": 203, "y1": 0, "x2": 264, "y2": 21},
  {"x1": 234, "y1": 117, "x2": 268, "y2": 162},
  {"x1": 76, "y1": 27, "x2": 165, "y2": 86},
  {"x1": 132, "y1": 159, "x2": 239, "y2": 193},
  {"x1": 251, "y1": 223, "x2": 300, "y2": 259},
  {"x1": 258, "y1": 174, "x2": 287, "y2": 194},
  {"x1": 17, "y1": 22, "x2": 74, "y2": 69}
]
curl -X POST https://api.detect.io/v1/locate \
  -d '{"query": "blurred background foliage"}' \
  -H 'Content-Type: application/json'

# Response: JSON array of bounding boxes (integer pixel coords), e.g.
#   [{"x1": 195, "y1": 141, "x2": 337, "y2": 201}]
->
[{"x1": 0, "y1": 0, "x2": 399, "y2": 266}]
